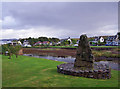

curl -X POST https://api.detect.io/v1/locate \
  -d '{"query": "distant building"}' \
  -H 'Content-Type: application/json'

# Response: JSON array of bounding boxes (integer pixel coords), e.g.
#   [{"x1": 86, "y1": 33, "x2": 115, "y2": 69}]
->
[
  {"x1": 17, "y1": 41, "x2": 22, "y2": 45},
  {"x1": 93, "y1": 36, "x2": 104, "y2": 42},
  {"x1": 42, "y1": 41, "x2": 49, "y2": 45},
  {"x1": 23, "y1": 40, "x2": 31, "y2": 47},
  {"x1": 99, "y1": 37, "x2": 104, "y2": 42},
  {"x1": 34, "y1": 41, "x2": 49, "y2": 46},
  {"x1": 60, "y1": 37, "x2": 72, "y2": 45},
  {"x1": 89, "y1": 36, "x2": 105, "y2": 46},
  {"x1": 106, "y1": 34, "x2": 119, "y2": 46},
  {"x1": 34, "y1": 41, "x2": 42, "y2": 46}
]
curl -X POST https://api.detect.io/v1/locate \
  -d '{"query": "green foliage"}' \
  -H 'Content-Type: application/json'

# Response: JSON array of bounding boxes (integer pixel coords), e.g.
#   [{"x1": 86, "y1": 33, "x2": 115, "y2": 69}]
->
[
  {"x1": 1, "y1": 44, "x2": 21, "y2": 59},
  {"x1": 97, "y1": 40, "x2": 106, "y2": 46},
  {"x1": 2, "y1": 44, "x2": 11, "y2": 54},
  {"x1": 38, "y1": 37, "x2": 49, "y2": 42},
  {"x1": 12, "y1": 45, "x2": 22, "y2": 58},
  {"x1": 88, "y1": 37, "x2": 94, "y2": 41},
  {"x1": 71, "y1": 39, "x2": 77, "y2": 44},
  {"x1": 61, "y1": 40, "x2": 70, "y2": 46},
  {"x1": 49, "y1": 37, "x2": 60, "y2": 43},
  {"x1": 1, "y1": 44, "x2": 13, "y2": 59},
  {"x1": 117, "y1": 32, "x2": 120, "y2": 40}
]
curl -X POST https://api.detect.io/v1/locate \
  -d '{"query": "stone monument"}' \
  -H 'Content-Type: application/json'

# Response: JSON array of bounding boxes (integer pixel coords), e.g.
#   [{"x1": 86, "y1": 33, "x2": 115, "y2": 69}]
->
[
  {"x1": 57, "y1": 34, "x2": 111, "y2": 79},
  {"x1": 74, "y1": 34, "x2": 94, "y2": 68}
]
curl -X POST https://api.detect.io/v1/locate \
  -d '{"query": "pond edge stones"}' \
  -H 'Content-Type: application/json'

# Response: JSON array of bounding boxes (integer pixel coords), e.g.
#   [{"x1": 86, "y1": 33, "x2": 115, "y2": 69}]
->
[{"x1": 57, "y1": 34, "x2": 111, "y2": 79}]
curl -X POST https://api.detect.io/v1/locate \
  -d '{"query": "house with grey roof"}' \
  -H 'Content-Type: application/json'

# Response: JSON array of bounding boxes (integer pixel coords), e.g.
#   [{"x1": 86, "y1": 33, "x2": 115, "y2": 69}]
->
[{"x1": 106, "y1": 34, "x2": 119, "y2": 46}]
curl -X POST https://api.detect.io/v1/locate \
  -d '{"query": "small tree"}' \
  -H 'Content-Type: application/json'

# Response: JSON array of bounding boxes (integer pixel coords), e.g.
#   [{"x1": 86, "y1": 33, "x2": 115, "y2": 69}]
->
[
  {"x1": 2, "y1": 44, "x2": 13, "y2": 59},
  {"x1": 8, "y1": 45, "x2": 14, "y2": 59},
  {"x1": 12, "y1": 45, "x2": 22, "y2": 58},
  {"x1": 1, "y1": 45, "x2": 7, "y2": 55},
  {"x1": 2, "y1": 44, "x2": 22, "y2": 59}
]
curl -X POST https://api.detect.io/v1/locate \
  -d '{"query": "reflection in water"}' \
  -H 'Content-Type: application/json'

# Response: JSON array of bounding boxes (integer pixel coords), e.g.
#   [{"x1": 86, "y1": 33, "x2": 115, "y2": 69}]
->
[{"x1": 23, "y1": 54, "x2": 120, "y2": 71}]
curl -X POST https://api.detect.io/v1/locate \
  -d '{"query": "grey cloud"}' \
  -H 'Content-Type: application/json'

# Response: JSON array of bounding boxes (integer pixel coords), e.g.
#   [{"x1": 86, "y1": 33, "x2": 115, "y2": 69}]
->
[{"x1": 2, "y1": 2, "x2": 118, "y2": 38}]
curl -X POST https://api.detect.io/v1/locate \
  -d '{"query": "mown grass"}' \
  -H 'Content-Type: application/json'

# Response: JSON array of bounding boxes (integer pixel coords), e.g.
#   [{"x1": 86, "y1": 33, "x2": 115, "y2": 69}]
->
[
  {"x1": 2, "y1": 55, "x2": 119, "y2": 87},
  {"x1": 30, "y1": 45, "x2": 119, "y2": 49}
]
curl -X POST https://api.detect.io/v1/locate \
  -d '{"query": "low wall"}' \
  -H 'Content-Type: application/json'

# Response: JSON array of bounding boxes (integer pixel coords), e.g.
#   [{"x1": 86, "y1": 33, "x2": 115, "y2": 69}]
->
[{"x1": 57, "y1": 63, "x2": 111, "y2": 79}]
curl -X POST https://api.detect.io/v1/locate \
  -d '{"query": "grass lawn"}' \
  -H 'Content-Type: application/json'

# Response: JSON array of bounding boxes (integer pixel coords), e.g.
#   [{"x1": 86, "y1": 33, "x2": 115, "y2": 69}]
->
[{"x1": 2, "y1": 55, "x2": 119, "y2": 87}]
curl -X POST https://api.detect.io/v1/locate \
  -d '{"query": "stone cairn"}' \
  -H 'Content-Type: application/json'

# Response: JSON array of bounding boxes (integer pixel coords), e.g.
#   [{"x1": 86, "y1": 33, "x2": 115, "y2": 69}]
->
[
  {"x1": 74, "y1": 34, "x2": 94, "y2": 68},
  {"x1": 57, "y1": 34, "x2": 111, "y2": 79}
]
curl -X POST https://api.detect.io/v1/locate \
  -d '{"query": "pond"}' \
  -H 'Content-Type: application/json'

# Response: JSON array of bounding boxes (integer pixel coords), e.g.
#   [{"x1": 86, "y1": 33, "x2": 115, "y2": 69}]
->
[{"x1": 23, "y1": 54, "x2": 120, "y2": 71}]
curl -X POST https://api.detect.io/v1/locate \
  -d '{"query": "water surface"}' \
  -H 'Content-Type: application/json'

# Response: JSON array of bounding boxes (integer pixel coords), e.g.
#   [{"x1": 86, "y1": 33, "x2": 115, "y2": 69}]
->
[{"x1": 23, "y1": 54, "x2": 120, "y2": 71}]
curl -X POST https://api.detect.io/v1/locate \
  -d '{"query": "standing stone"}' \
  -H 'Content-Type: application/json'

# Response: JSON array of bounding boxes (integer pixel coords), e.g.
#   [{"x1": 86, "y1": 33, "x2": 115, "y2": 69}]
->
[
  {"x1": 57, "y1": 34, "x2": 111, "y2": 79},
  {"x1": 74, "y1": 34, "x2": 94, "y2": 68}
]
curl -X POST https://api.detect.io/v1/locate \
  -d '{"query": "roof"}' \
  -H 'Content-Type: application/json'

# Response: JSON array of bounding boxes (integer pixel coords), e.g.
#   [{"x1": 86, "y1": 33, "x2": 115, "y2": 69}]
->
[
  {"x1": 107, "y1": 35, "x2": 117, "y2": 40},
  {"x1": 60, "y1": 37, "x2": 71, "y2": 42},
  {"x1": 43, "y1": 41, "x2": 49, "y2": 44},
  {"x1": 35, "y1": 41, "x2": 42, "y2": 44}
]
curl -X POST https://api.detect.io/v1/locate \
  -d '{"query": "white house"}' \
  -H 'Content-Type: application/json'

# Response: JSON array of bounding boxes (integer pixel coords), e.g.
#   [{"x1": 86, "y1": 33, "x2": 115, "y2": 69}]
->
[
  {"x1": 23, "y1": 40, "x2": 31, "y2": 47},
  {"x1": 60, "y1": 37, "x2": 72, "y2": 45},
  {"x1": 90, "y1": 36, "x2": 104, "y2": 44},
  {"x1": 99, "y1": 37, "x2": 104, "y2": 42},
  {"x1": 67, "y1": 37, "x2": 72, "y2": 45},
  {"x1": 17, "y1": 41, "x2": 22, "y2": 45}
]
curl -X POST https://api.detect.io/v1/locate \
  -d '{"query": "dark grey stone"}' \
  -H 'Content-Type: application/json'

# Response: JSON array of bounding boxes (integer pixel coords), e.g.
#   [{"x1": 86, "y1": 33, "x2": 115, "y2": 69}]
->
[{"x1": 74, "y1": 34, "x2": 94, "y2": 68}]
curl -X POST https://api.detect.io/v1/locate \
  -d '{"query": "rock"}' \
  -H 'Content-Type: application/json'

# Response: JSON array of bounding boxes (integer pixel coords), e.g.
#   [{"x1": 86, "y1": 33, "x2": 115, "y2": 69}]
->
[{"x1": 74, "y1": 34, "x2": 94, "y2": 67}]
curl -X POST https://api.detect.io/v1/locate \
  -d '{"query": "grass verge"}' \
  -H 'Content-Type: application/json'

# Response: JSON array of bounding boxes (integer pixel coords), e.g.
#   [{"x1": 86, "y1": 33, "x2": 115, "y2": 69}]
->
[{"x1": 29, "y1": 46, "x2": 119, "y2": 49}]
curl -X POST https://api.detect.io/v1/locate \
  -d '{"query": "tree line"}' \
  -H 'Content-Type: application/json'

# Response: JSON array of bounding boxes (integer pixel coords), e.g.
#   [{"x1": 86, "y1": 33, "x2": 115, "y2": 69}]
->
[
  {"x1": 20, "y1": 37, "x2": 60, "y2": 46},
  {"x1": 20, "y1": 37, "x2": 78, "y2": 46}
]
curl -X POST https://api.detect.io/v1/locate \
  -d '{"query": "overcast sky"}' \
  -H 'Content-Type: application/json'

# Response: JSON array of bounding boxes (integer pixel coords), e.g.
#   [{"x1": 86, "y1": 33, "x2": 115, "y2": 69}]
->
[{"x1": 1, "y1": 2, "x2": 118, "y2": 39}]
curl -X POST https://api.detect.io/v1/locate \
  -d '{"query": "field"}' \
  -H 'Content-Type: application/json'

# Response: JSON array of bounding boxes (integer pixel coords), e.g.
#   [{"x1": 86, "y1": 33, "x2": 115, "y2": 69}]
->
[{"x1": 2, "y1": 55, "x2": 119, "y2": 87}]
